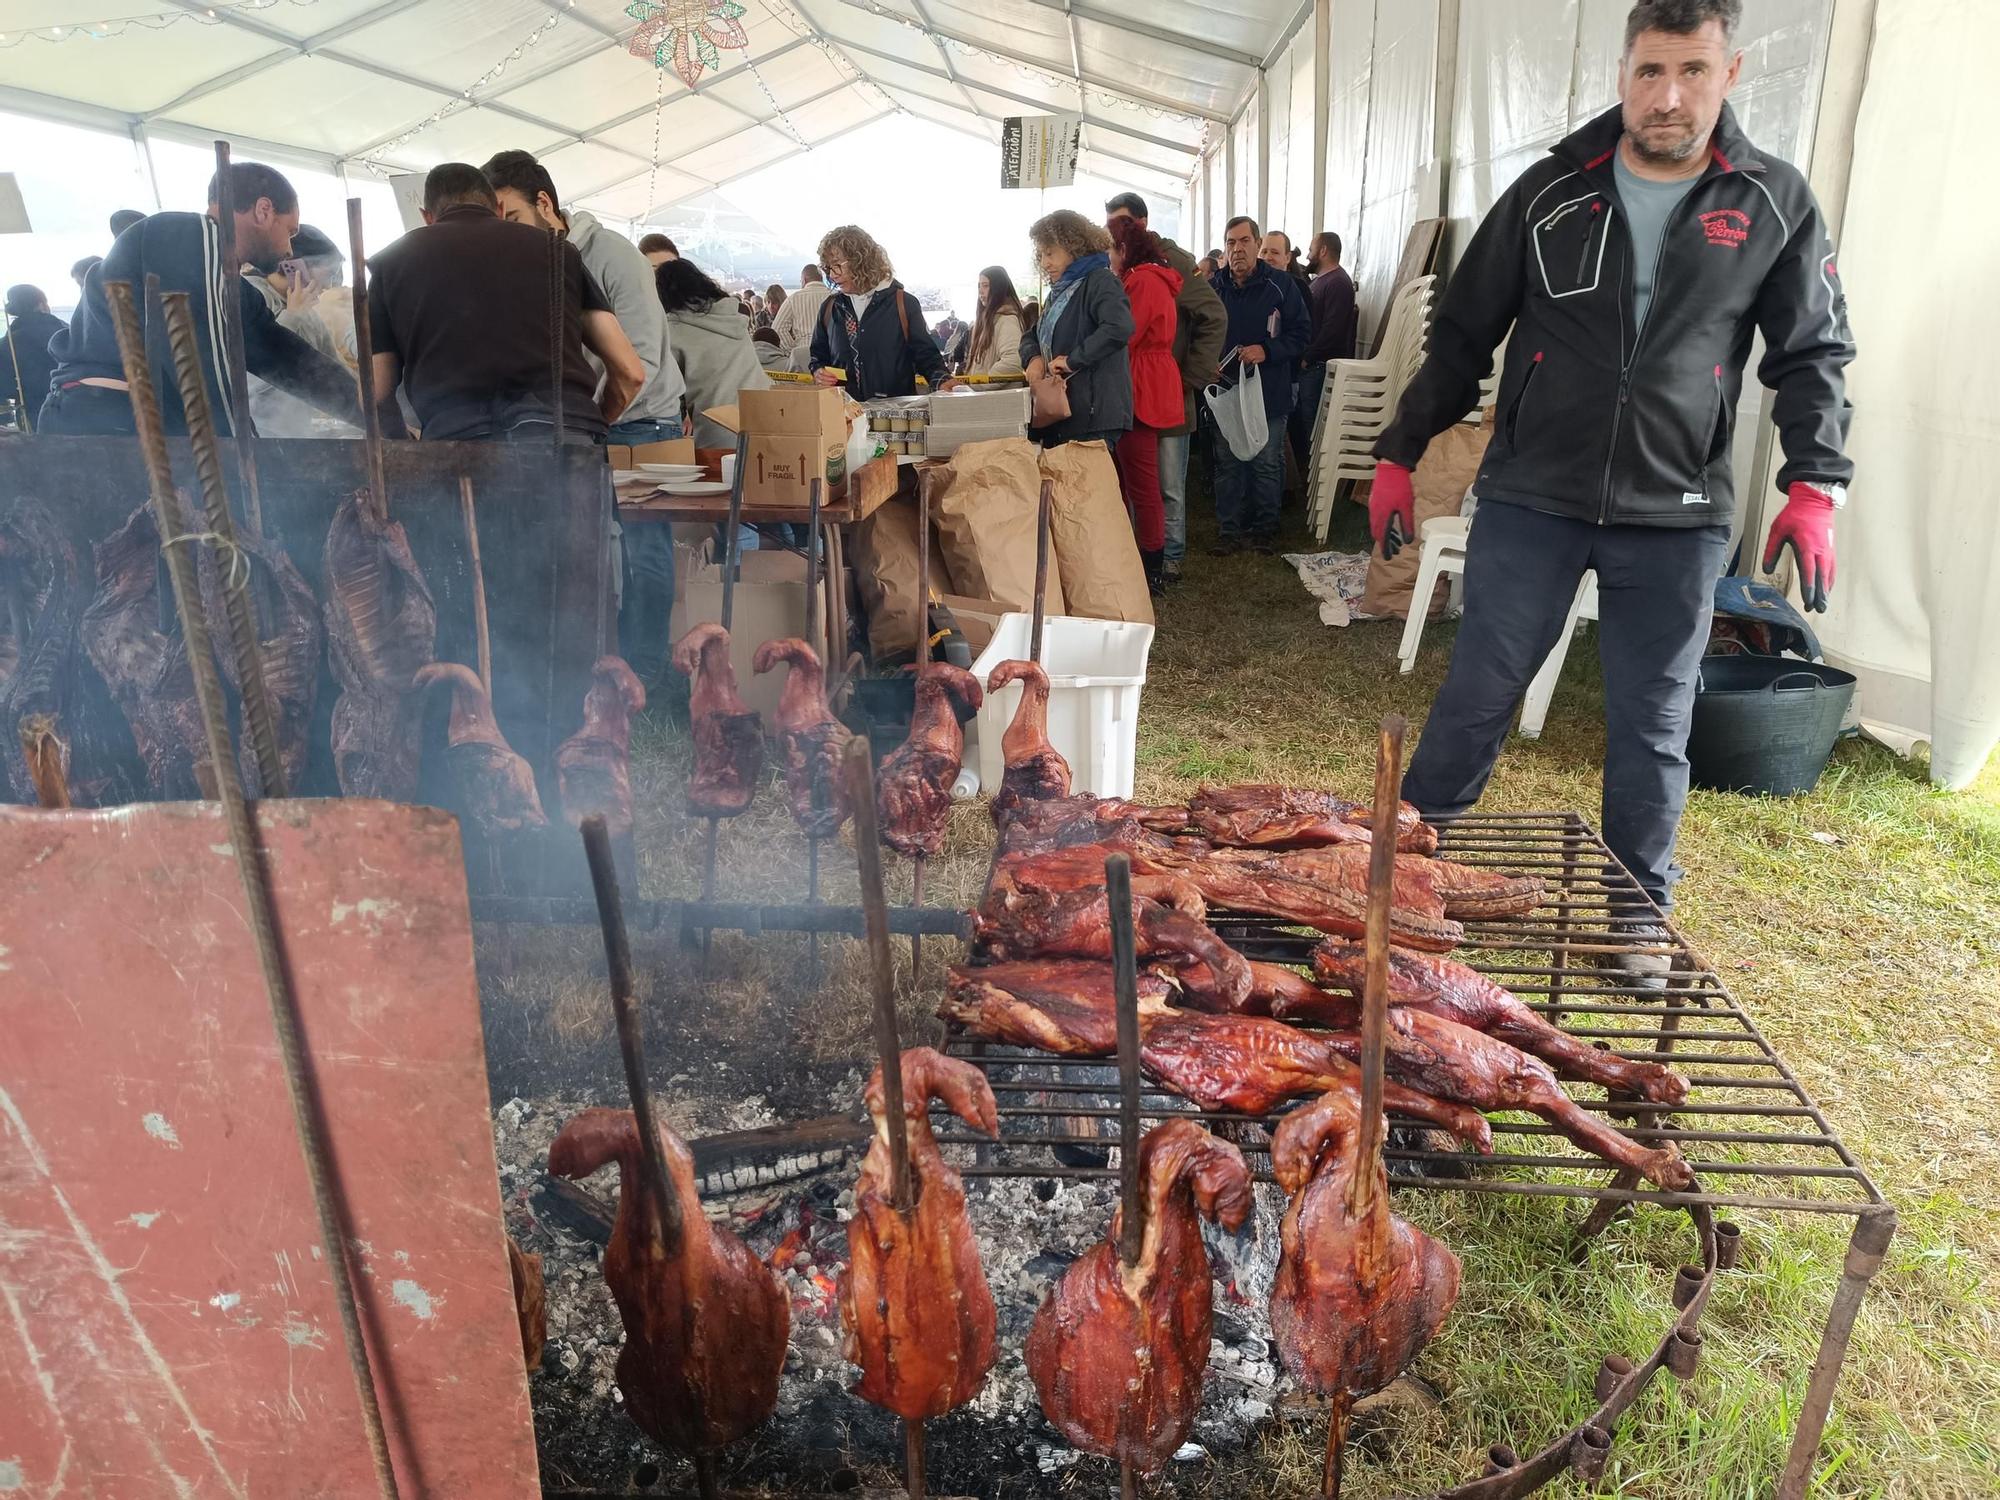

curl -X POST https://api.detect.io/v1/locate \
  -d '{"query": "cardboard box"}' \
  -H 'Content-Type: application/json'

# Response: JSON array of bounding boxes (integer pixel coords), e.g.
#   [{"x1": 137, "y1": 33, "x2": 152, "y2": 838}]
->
[
  {"x1": 705, "y1": 388, "x2": 850, "y2": 506},
  {"x1": 670, "y1": 549, "x2": 808, "y2": 720},
  {"x1": 608, "y1": 436, "x2": 696, "y2": 470},
  {"x1": 938, "y1": 593, "x2": 1007, "y2": 656}
]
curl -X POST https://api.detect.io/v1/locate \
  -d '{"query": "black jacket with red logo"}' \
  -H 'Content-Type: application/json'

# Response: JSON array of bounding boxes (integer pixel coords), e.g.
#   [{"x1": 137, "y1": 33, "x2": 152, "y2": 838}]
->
[{"x1": 1377, "y1": 103, "x2": 1853, "y2": 527}]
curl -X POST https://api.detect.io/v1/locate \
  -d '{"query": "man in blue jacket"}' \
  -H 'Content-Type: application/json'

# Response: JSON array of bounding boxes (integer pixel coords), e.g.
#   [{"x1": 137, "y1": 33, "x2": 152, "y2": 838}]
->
[{"x1": 1209, "y1": 215, "x2": 1311, "y2": 553}]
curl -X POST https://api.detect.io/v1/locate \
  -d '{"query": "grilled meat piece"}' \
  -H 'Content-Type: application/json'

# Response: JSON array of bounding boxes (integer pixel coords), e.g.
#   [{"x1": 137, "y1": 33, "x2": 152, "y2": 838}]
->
[
  {"x1": 1188, "y1": 783, "x2": 1439, "y2": 854},
  {"x1": 556, "y1": 656, "x2": 645, "y2": 837},
  {"x1": 549, "y1": 1108, "x2": 787, "y2": 1453},
  {"x1": 81, "y1": 512, "x2": 209, "y2": 797},
  {"x1": 840, "y1": 1048, "x2": 1000, "y2": 1420},
  {"x1": 199, "y1": 525, "x2": 321, "y2": 795},
  {"x1": 997, "y1": 794, "x2": 1190, "y2": 855},
  {"x1": 323, "y1": 492, "x2": 436, "y2": 800},
  {"x1": 876, "y1": 662, "x2": 982, "y2": 858},
  {"x1": 673, "y1": 622, "x2": 763, "y2": 818},
  {"x1": 940, "y1": 961, "x2": 1491, "y2": 1148},
  {"x1": 415, "y1": 662, "x2": 546, "y2": 833},
  {"x1": 986, "y1": 659, "x2": 1070, "y2": 823},
  {"x1": 1026, "y1": 1121, "x2": 1252, "y2": 1472},
  {"x1": 3, "y1": 499, "x2": 145, "y2": 807},
  {"x1": 508, "y1": 1234, "x2": 546, "y2": 1374},
  {"x1": 1267, "y1": 844, "x2": 1545, "y2": 921},
  {"x1": 753, "y1": 637, "x2": 851, "y2": 839},
  {"x1": 1269, "y1": 1087, "x2": 1460, "y2": 1411},
  {"x1": 1305, "y1": 940, "x2": 1690, "y2": 1105}
]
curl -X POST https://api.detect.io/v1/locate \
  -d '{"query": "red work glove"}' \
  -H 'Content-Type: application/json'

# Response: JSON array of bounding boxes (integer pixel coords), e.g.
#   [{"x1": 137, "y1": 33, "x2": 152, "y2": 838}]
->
[
  {"x1": 1761, "y1": 481, "x2": 1839, "y2": 613},
  {"x1": 1369, "y1": 461, "x2": 1417, "y2": 558}
]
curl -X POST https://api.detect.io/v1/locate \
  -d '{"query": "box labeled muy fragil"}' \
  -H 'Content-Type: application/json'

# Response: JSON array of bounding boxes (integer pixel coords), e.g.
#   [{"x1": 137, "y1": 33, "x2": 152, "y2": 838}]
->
[{"x1": 735, "y1": 387, "x2": 848, "y2": 504}]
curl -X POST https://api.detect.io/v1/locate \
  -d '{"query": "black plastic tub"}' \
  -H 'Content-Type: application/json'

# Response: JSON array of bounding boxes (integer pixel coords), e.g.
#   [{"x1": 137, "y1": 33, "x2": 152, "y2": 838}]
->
[{"x1": 1687, "y1": 654, "x2": 1856, "y2": 796}]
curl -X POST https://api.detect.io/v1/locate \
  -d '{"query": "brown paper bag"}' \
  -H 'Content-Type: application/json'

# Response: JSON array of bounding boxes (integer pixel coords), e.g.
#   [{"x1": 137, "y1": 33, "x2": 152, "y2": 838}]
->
[
  {"x1": 932, "y1": 437, "x2": 1064, "y2": 616},
  {"x1": 853, "y1": 488, "x2": 961, "y2": 662},
  {"x1": 1041, "y1": 441, "x2": 1153, "y2": 625},
  {"x1": 1360, "y1": 413, "x2": 1492, "y2": 620}
]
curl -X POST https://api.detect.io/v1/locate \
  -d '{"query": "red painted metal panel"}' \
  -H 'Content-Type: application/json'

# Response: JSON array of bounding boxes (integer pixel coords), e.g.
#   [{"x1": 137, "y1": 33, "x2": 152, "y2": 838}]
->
[{"x1": 0, "y1": 800, "x2": 540, "y2": 1498}]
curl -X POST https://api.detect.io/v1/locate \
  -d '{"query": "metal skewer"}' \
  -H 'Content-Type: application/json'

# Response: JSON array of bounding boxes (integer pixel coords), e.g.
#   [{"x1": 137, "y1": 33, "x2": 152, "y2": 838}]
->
[
  {"x1": 459, "y1": 476, "x2": 492, "y2": 694},
  {"x1": 211, "y1": 141, "x2": 264, "y2": 538},
  {"x1": 844, "y1": 734, "x2": 927, "y2": 1500},
  {"x1": 910, "y1": 467, "x2": 932, "y2": 978},
  {"x1": 1106, "y1": 851, "x2": 1145, "y2": 1500},
  {"x1": 346, "y1": 197, "x2": 389, "y2": 526},
  {"x1": 805, "y1": 477, "x2": 824, "y2": 985},
  {"x1": 700, "y1": 432, "x2": 751, "y2": 970},
  {"x1": 1030, "y1": 477, "x2": 1053, "y2": 665}
]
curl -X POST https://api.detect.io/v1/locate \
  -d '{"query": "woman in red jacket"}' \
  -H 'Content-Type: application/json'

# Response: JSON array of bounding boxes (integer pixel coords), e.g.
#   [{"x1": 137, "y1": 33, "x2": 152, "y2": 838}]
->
[{"x1": 1107, "y1": 214, "x2": 1184, "y2": 595}]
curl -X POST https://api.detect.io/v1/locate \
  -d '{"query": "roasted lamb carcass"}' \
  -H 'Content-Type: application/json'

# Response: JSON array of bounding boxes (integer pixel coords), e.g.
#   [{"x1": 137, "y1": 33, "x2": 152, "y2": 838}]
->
[
  {"x1": 199, "y1": 524, "x2": 322, "y2": 795},
  {"x1": 322, "y1": 491, "x2": 436, "y2": 800},
  {"x1": 556, "y1": 656, "x2": 646, "y2": 837},
  {"x1": 549, "y1": 1108, "x2": 787, "y2": 1454},
  {"x1": 753, "y1": 637, "x2": 851, "y2": 838},
  {"x1": 415, "y1": 662, "x2": 547, "y2": 834},
  {"x1": 996, "y1": 793, "x2": 1190, "y2": 855},
  {"x1": 1305, "y1": 939, "x2": 1690, "y2": 1105},
  {"x1": 876, "y1": 662, "x2": 982, "y2": 858},
  {"x1": 1026, "y1": 1121, "x2": 1252, "y2": 1472},
  {"x1": 1188, "y1": 783, "x2": 1439, "y2": 855},
  {"x1": 985, "y1": 659, "x2": 1070, "y2": 823},
  {"x1": 940, "y1": 961, "x2": 1491, "y2": 1148},
  {"x1": 841, "y1": 1048, "x2": 1000, "y2": 1419},
  {"x1": 673, "y1": 622, "x2": 763, "y2": 818},
  {"x1": 1268, "y1": 844, "x2": 1545, "y2": 922}
]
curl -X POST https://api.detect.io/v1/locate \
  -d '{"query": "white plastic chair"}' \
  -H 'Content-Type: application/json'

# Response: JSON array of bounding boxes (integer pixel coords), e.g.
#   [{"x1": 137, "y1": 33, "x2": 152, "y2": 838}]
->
[
  {"x1": 1306, "y1": 276, "x2": 1436, "y2": 542},
  {"x1": 1395, "y1": 514, "x2": 1472, "y2": 673},
  {"x1": 1518, "y1": 571, "x2": 1599, "y2": 739}
]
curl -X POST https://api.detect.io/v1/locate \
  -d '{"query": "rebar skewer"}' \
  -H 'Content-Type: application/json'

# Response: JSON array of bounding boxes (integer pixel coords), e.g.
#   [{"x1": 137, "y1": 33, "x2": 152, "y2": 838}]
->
[
  {"x1": 346, "y1": 197, "x2": 389, "y2": 525},
  {"x1": 459, "y1": 475, "x2": 492, "y2": 694},
  {"x1": 1107, "y1": 851, "x2": 1145, "y2": 1500},
  {"x1": 910, "y1": 467, "x2": 933, "y2": 976},
  {"x1": 1031, "y1": 477, "x2": 1053, "y2": 665},
  {"x1": 106, "y1": 275, "x2": 400, "y2": 1499},
  {"x1": 805, "y1": 476, "x2": 824, "y2": 983},
  {"x1": 211, "y1": 141, "x2": 264, "y2": 536},
  {"x1": 701, "y1": 435, "x2": 751, "y2": 969}
]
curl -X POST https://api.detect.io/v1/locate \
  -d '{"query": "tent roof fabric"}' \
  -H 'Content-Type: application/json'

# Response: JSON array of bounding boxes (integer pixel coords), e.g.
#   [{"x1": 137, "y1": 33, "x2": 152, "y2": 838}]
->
[{"x1": 0, "y1": 0, "x2": 1306, "y2": 219}]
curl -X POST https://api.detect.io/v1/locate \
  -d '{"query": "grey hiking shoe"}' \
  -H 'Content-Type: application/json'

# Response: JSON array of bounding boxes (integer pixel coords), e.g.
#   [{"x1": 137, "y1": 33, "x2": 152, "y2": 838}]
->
[{"x1": 1599, "y1": 918, "x2": 1675, "y2": 994}]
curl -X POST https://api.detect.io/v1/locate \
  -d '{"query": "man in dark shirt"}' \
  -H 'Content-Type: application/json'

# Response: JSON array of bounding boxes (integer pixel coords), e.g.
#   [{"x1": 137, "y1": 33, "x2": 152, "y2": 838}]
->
[
  {"x1": 1292, "y1": 231, "x2": 1359, "y2": 471},
  {"x1": 41, "y1": 163, "x2": 360, "y2": 436},
  {"x1": 367, "y1": 163, "x2": 643, "y2": 442},
  {"x1": 2, "y1": 286, "x2": 64, "y2": 432}
]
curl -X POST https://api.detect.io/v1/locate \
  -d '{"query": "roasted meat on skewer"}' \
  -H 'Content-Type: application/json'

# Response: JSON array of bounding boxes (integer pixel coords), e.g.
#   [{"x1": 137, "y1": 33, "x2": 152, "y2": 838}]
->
[
  {"x1": 1306, "y1": 940, "x2": 1691, "y2": 1105},
  {"x1": 996, "y1": 793, "x2": 1189, "y2": 855},
  {"x1": 1026, "y1": 1121, "x2": 1252, "y2": 1472},
  {"x1": 508, "y1": 1234, "x2": 546, "y2": 1373},
  {"x1": 1269, "y1": 1086, "x2": 1461, "y2": 1425},
  {"x1": 415, "y1": 662, "x2": 547, "y2": 833},
  {"x1": 940, "y1": 961, "x2": 1492, "y2": 1147},
  {"x1": 876, "y1": 662, "x2": 982, "y2": 859},
  {"x1": 556, "y1": 656, "x2": 646, "y2": 837},
  {"x1": 986, "y1": 659, "x2": 1070, "y2": 823},
  {"x1": 1188, "y1": 784, "x2": 1439, "y2": 855},
  {"x1": 200, "y1": 525, "x2": 322, "y2": 794},
  {"x1": 322, "y1": 491, "x2": 436, "y2": 800},
  {"x1": 753, "y1": 637, "x2": 852, "y2": 838},
  {"x1": 673, "y1": 622, "x2": 763, "y2": 818},
  {"x1": 549, "y1": 1108, "x2": 787, "y2": 1454},
  {"x1": 840, "y1": 1048, "x2": 1000, "y2": 1420}
]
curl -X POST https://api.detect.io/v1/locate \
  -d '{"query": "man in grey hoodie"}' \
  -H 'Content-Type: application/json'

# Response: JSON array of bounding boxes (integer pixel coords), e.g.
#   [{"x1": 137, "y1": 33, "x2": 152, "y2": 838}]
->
[{"x1": 483, "y1": 150, "x2": 689, "y2": 683}]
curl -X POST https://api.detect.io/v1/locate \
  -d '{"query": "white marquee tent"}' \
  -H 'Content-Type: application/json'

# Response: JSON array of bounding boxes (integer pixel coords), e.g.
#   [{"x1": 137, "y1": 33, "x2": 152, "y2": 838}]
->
[{"x1": 2, "y1": 0, "x2": 1992, "y2": 784}]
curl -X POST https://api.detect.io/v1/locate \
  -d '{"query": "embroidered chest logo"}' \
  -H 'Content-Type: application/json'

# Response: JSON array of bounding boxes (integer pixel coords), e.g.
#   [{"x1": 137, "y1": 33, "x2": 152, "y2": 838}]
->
[{"x1": 1699, "y1": 208, "x2": 1752, "y2": 249}]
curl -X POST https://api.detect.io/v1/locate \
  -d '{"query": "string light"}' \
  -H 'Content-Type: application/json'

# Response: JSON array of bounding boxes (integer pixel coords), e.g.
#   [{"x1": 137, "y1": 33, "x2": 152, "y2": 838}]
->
[
  {"x1": 747, "y1": 56, "x2": 808, "y2": 145},
  {"x1": 0, "y1": 0, "x2": 320, "y2": 48},
  {"x1": 355, "y1": 12, "x2": 565, "y2": 171},
  {"x1": 758, "y1": 0, "x2": 903, "y2": 118}
]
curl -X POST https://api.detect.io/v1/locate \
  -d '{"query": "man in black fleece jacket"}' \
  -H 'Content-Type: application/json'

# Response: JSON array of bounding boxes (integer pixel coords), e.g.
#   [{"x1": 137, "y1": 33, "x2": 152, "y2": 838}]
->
[
  {"x1": 1371, "y1": 0, "x2": 1854, "y2": 926},
  {"x1": 40, "y1": 162, "x2": 360, "y2": 436}
]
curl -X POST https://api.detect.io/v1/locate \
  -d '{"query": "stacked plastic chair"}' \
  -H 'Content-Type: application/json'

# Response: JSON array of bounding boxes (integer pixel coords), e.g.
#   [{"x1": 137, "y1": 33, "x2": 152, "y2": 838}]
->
[{"x1": 1304, "y1": 275, "x2": 1437, "y2": 543}]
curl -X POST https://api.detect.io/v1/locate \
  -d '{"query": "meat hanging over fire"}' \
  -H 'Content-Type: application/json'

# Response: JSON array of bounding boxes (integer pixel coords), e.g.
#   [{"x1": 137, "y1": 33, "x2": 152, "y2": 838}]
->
[
  {"x1": 549, "y1": 1108, "x2": 787, "y2": 1454},
  {"x1": 1187, "y1": 783, "x2": 1440, "y2": 855},
  {"x1": 753, "y1": 636, "x2": 852, "y2": 838},
  {"x1": 199, "y1": 524, "x2": 322, "y2": 795},
  {"x1": 986, "y1": 659, "x2": 1070, "y2": 823},
  {"x1": 555, "y1": 656, "x2": 646, "y2": 838},
  {"x1": 1268, "y1": 1086, "x2": 1461, "y2": 1424},
  {"x1": 673, "y1": 622, "x2": 763, "y2": 818},
  {"x1": 322, "y1": 491, "x2": 436, "y2": 800},
  {"x1": 940, "y1": 961, "x2": 1492, "y2": 1148},
  {"x1": 875, "y1": 662, "x2": 982, "y2": 859},
  {"x1": 414, "y1": 662, "x2": 547, "y2": 834},
  {"x1": 1026, "y1": 1121, "x2": 1252, "y2": 1473},
  {"x1": 840, "y1": 1048, "x2": 1000, "y2": 1420},
  {"x1": 78, "y1": 504, "x2": 207, "y2": 799},
  {"x1": 1305, "y1": 940, "x2": 1691, "y2": 1105}
]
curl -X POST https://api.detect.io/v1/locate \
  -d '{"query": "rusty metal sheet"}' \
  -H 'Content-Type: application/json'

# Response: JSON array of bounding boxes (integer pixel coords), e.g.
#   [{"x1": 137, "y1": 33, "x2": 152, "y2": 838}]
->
[{"x1": 0, "y1": 799, "x2": 540, "y2": 1498}]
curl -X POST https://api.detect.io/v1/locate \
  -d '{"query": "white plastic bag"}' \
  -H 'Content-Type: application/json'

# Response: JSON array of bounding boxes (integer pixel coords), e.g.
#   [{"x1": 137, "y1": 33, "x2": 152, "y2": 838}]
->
[{"x1": 1204, "y1": 361, "x2": 1267, "y2": 461}]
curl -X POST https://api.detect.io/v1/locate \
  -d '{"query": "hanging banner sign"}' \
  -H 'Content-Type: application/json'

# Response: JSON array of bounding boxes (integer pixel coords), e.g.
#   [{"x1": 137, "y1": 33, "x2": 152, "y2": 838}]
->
[{"x1": 1000, "y1": 114, "x2": 1082, "y2": 190}]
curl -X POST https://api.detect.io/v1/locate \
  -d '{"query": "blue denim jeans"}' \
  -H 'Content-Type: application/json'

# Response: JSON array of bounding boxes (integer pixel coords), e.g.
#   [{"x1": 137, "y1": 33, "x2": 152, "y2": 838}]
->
[
  {"x1": 1212, "y1": 418, "x2": 1287, "y2": 541},
  {"x1": 1157, "y1": 430, "x2": 1189, "y2": 565},
  {"x1": 611, "y1": 415, "x2": 685, "y2": 682}
]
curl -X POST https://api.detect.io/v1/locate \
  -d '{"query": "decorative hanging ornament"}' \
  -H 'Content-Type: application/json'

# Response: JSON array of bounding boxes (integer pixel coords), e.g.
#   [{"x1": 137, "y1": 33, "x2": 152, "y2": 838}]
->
[{"x1": 626, "y1": 0, "x2": 748, "y2": 87}]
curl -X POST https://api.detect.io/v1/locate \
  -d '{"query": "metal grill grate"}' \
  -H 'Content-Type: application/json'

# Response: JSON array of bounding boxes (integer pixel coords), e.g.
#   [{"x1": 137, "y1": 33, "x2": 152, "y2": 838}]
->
[{"x1": 937, "y1": 810, "x2": 1884, "y2": 1218}]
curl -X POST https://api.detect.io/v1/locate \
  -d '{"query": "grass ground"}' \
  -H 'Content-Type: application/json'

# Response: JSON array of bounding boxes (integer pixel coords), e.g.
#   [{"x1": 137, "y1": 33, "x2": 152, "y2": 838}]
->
[{"x1": 519, "y1": 490, "x2": 2000, "y2": 1496}]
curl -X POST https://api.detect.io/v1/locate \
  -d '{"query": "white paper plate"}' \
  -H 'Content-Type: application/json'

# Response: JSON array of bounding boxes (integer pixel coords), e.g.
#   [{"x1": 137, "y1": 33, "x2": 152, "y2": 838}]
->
[
  {"x1": 635, "y1": 463, "x2": 704, "y2": 477},
  {"x1": 662, "y1": 479, "x2": 733, "y2": 496}
]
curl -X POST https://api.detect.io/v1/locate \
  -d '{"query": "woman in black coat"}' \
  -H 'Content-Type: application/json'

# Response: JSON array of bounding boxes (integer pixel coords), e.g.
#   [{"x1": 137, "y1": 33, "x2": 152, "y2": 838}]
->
[
  {"x1": 1019, "y1": 209, "x2": 1134, "y2": 447},
  {"x1": 808, "y1": 224, "x2": 958, "y2": 399}
]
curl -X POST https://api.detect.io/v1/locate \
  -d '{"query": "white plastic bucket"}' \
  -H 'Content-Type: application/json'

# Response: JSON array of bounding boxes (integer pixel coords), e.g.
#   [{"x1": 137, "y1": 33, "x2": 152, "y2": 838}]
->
[{"x1": 970, "y1": 613, "x2": 1155, "y2": 800}]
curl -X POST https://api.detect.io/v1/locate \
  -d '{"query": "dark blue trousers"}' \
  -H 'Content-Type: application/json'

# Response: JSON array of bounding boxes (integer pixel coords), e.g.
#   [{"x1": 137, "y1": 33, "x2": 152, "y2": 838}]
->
[{"x1": 1402, "y1": 500, "x2": 1730, "y2": 909}]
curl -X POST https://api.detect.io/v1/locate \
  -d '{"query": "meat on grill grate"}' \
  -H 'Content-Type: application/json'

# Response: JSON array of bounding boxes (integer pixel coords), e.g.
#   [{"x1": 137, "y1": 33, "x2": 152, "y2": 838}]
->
[
  {"x1": 986, "y1": 659, "x2": 1070, "y2": 823},
  {"x1": 674, "y1": 622, "x2": 763, "y2": 819},
  {"x1": 1026, "y1": 1121, "x2": 1252, "y2": 1472},
  {"x1": 555, "y1": 656, "x2": 645, "y2": 838},
  {"x1": 1187, "y1": 783, "x2": 1439, "y2": 855},
  {"x1": 753, "y1": 637, "x2": 851, "y2": 839},
  {"x1": 875, "y1": 663, "x2": 982, "y2": 859},
  {"x1": 995, "y1": 795, "x2": 1191, "y2": 856}
]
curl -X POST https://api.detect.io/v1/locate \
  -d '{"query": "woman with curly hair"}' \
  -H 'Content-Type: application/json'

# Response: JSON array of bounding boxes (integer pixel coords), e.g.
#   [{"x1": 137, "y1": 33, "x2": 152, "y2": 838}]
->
[
  {"x1": 1019, "y1": 208, "x2": 1132, "y2": 449},
  {"x1": 808, "y1": 225, "x2": 955, "y2": 399},
  {"x1": 1107, "y1": 214, "x2": 1183, "y2": 594}
]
